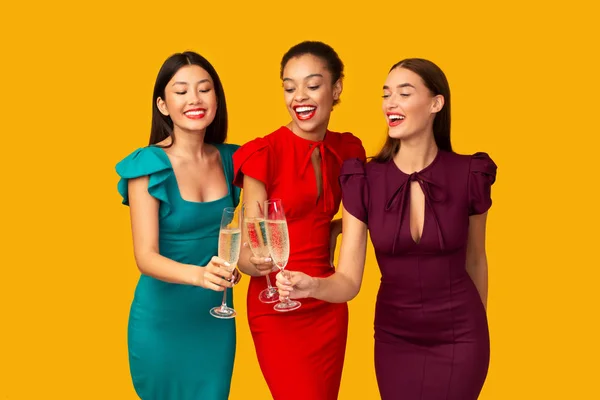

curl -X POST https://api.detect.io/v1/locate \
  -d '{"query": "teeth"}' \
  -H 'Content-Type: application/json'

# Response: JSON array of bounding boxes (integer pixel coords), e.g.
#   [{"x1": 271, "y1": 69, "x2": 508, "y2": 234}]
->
[
  {"x1": 389, "y1": 115, "x2": 405, "y2": 121},
  {"x1": 185, "y1": 110, "x2": 205, "y2": 116},
  {"x1": 295, "y1": 106, "x2": 316, "y2": 113}
]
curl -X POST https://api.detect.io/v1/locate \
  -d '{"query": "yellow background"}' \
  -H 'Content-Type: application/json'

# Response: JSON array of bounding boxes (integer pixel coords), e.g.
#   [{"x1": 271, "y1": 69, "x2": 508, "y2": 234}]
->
[{"x1": 1, "y1": 0, "x2": 598, "y2": 398}]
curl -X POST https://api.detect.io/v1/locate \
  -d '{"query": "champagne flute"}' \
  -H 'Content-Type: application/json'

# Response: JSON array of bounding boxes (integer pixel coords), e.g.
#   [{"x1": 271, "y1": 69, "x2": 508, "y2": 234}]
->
[
  {"x1": 242, "y1": 201, "x2": 279, "y2": 304},
  {"x1": 210, "y1": 207, "x2": 240, "y2": 319},
  {"x1": 264, "y1": 199, "x2": 301, "y2": 312}
]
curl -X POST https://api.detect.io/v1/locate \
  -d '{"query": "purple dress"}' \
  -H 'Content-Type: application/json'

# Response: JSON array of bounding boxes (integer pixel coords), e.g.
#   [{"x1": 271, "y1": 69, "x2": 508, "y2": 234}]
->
[{"x1": 340, "y1": 150, "x2": 497, "y2": 400}]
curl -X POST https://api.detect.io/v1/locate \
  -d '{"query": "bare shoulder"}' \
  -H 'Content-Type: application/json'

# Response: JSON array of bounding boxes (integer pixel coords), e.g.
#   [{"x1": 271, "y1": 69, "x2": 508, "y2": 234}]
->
[{"x1": 154, "y1": 138, "x2": 172, "y2": 151}]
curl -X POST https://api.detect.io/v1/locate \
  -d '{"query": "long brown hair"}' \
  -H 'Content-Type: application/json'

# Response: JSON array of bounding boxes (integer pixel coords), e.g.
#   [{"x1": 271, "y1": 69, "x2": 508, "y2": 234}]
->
[
  {"x1": 149, "y1": 51, "x2": 228, "y2": 147},
  {"x1": 372, "y1": 58, "x2": 452, "y2": 163}
]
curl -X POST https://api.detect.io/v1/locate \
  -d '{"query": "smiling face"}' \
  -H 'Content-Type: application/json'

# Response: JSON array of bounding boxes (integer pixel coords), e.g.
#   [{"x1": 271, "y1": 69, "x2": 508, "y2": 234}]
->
[
  {"x1": 156, "y1": 64, "x2": 217, "y2": 136},
  {"x1": 281, "y1": 54, "x2": 341, "y2": 137},
  {"x1": 382, "y1": 67, "x2": 444, "y2": 141}
]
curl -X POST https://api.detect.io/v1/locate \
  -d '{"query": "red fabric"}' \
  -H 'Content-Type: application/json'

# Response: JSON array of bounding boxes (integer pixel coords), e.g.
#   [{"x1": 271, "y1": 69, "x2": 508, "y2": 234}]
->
[{"x1": 233, "y1": 126, "x2": 366, "y2": 400}]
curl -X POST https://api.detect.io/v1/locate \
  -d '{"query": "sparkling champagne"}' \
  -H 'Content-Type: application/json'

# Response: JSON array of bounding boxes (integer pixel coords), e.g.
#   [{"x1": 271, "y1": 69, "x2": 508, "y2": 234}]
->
[
  {"x1": 244, "y1": 218, "x2": 269, "y2": 258},
  {"x1": 218, "y1": 228, "x2": 241, "y2": 268},
  {"x1": 265, "y1": 220, "x2": 289, "y2": 269}
]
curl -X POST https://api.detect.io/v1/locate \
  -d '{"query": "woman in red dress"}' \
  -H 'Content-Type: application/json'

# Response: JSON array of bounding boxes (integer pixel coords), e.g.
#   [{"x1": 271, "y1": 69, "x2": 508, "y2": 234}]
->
[{"x1": 233, "y1": 41, "x2": 366, "y2": 400}]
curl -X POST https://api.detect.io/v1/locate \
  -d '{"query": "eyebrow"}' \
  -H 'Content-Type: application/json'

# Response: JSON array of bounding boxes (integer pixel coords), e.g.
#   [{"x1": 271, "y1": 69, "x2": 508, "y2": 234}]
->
[
  {"x1": 283, "y1": 73, "x2": 324, "y2": 82},
  {"x1": 382, "y1": 83, "x2": 416, "y2": 90},
  {"x1": 172, "y1": 79, "x2": 211, "y2": 86}
]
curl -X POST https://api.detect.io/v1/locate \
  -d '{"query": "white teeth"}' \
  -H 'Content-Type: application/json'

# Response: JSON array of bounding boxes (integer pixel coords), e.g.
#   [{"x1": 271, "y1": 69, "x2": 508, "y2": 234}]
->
[
  {"x1": 185, "y1": 110, "x2": 205, "y2": 116},
  {"x1": 389, "y1": 115, "x2": 405, "y2": 121},
  {"x1": 295, "y1": 106, "x2": 316, "y2": 113}
]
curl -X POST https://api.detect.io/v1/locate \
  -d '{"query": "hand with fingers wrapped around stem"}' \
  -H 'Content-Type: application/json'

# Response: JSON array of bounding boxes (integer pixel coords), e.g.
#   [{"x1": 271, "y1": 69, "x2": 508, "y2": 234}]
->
[
  {"x1": 242, "y1": 242, "x2": 278, "y2": 276},
  {"x1": 196, "y1": 256, "x2": 243, "y2": 291},
  {"x1": 241, "y1": 200, "x2": 280, "y2": 303},
  {"x1": 275, "y1": 270, "x2": 317, "y2": 300}
]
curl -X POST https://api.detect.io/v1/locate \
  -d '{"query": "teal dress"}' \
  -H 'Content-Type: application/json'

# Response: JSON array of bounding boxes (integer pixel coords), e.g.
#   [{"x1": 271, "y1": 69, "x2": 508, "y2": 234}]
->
[{"x1": 116, "y1": 143, "x2": 240, "y2": 400}]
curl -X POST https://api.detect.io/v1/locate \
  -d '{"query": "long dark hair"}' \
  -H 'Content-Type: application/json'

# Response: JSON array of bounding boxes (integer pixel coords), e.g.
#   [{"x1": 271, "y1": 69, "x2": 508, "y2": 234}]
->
[
  {"x1": 148, "y1": 51, "x2": 228, "y2": 146},
  {"x1": 372, "y1": 58, "x2": 452, "y2": 163}
]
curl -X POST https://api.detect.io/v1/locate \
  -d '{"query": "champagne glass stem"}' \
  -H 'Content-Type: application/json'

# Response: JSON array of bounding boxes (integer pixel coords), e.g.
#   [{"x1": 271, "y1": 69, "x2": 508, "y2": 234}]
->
[
  {"x1": 220, "y1": 287, "x2": 228, "y2": 311},
  {"x1": 279, "y1": 269, "x2": 291, "y2": 304},
  {"x1": 265, "y1": 274, "x2": 274, "y2": 290}
]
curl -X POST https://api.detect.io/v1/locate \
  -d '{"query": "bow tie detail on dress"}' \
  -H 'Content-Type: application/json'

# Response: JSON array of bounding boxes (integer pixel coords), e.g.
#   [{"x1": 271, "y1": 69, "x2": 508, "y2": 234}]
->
[
  {"x1": 385, "y1": 171, "x2": 447, "y2": 253},
  {"x1": 299, "y1": 141, "x2": 344, "y2": 212}
]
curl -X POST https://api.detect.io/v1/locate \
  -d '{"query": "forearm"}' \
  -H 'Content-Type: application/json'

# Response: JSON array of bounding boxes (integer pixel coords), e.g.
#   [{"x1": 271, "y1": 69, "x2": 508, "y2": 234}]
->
[
  {"x1": 310, "y1": 272, "x2": 360, "y2": 303},
  {"x1": 310, "y1": 208, "x2": 367, "y2": 303},
  {"x1": 135, "y1": 251, "x2": 200, "y2": 286},
  {"x1": 238, "y1": 175, "x2": 271, "y2": 277}
]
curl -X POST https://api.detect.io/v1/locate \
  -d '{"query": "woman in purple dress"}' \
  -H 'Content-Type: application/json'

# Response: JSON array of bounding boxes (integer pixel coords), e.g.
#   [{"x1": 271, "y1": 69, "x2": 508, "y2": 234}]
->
[{"x1": 276, "y1": 58, "x2": 497, "y2": 399}]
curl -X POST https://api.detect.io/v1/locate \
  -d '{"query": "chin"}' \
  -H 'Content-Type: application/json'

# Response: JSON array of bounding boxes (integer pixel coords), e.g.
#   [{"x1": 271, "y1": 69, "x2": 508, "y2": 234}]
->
[
  {"x1": 297, "y1": 119, "x2": 327, "y2": 135},
  {"x1": 387, "y1": 126, "x2": 413, "y2": 140},
  {"x1": 387, "y1": 132, "x2": 406, "y2": 140},
  {"x1": 178, "y1": 122, "x2": 209, "y2": 134}
]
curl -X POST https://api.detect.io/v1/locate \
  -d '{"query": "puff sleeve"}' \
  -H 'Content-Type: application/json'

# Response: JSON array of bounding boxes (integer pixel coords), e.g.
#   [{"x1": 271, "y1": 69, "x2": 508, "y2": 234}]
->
[
  {"x1": 468, "y1": 152, "x2": 497, "y2": 216},
  {"x1": 115, "y1": 146, "x2": 173, "y2": 218},
  {"x1": 339, "y1": 158, "x2": 369, "y2": 224},
  {"x1": 233, "y1": 138, "x2": 271, "y2": 189}
]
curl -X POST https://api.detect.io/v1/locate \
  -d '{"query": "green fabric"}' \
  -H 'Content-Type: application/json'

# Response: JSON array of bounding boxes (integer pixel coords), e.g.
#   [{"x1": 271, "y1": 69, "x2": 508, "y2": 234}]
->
[{"x1": 116, "y1": 143, "x2": 240, "y2": 400}]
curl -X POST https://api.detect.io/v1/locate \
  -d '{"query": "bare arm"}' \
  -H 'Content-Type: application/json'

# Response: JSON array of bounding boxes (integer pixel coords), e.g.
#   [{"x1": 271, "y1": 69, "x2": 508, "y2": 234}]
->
[
  {"x1": 329, "y1": 218, "x2": 342, "y2": 264},
  {"x1": 277, "y1": 204, "x2": 368, "y2": 303},
  {"x1": 128, "y1": 176, "x2": 233, "y2": 291},
  {"x1": 465, "y1": 212, "x2": 489, "y2": 309},
  {"x1": 237, "y1": 175, "x2": 274, "y2": 277}
]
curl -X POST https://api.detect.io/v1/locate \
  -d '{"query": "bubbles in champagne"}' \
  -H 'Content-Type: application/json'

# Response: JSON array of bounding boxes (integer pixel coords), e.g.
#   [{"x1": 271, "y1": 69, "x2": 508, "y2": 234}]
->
[
  {"x1": 218, "y1": 228, "x2": 241, "y2": 268},
  {"x1": 244, "y1": 218, "x2": 269, "y2": 258},
  {"x1": 265, "y1": 220, "x2": 289, "y2": 269}
]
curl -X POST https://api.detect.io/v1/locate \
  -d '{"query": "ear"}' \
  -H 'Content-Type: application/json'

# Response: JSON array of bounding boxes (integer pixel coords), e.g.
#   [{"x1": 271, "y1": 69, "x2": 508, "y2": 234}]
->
[
  {"x1": 431, "y1": 94, "x2": 444, "y2": 114},
  {"x1": 157, "y1": 97, "x2": 169, "y2": 116},
  {"x1": 333, "y1": 79, "x2": 343, "y2": 101}
]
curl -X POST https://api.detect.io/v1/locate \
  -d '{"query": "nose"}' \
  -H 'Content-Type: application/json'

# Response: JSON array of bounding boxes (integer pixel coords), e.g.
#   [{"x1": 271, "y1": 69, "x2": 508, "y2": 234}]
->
[
  {"x1": 384, "y1": 93, "x2": 399, "y2": 110},
  {"x1": 188, "y1": 90, "x2": 202, "y2": 105},
  {"x1": 294, "y1": 87, "x2": 308, "y2": 103}
]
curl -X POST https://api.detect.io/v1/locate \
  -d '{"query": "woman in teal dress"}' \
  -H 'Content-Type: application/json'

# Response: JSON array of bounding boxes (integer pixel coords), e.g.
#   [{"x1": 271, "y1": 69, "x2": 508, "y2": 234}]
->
[{"x1": 115, "y1": 51, "x2": 241, "y2": 400}]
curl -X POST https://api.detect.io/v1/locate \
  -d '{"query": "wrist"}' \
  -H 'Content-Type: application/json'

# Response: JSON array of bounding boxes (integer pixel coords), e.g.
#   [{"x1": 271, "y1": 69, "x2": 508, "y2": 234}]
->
[
  {"x1": 187, "y1": 265, "x2": 204, "y2": 287},
  {"x1": 308, "y1": 276, "x2": 321, "y2": 298},
  {"x1": 239, "y1": 262, "x2": 260, "y2": 277},
  {"x1": 238, "y1": 251, "x2": 261, "y2": 277}
]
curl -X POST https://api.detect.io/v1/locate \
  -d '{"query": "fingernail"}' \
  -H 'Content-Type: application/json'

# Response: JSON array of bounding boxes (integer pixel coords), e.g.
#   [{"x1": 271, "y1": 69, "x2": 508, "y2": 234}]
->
[
  {"x1": 285, "y1": 281, "x2": 291, "y2": 285},
  {"x1": 265, "y1": 257, "x2": 272, "y2": 262},
  {"x1": 224, "y1": 262, "x2": 231, "y2": 267}
]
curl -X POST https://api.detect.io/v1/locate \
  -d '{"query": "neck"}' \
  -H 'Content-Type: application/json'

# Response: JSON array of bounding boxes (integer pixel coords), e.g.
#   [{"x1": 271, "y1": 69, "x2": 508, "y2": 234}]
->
[
  {"x1": 169, "y1": 127, "x2": 208, "y2": 159},
  {"x1": 394, "y1": 131, "x2": 438, "y2": 173},
  {"x1": 287, "y1": 121, "x2": 328, "y2": 142}
]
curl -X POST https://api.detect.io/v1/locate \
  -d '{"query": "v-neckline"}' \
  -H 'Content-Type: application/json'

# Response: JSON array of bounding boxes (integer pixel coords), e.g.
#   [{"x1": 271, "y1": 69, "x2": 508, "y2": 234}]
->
[
  {"x1": 388, "y1": 152, "x2": 442, "y2": 245},
  {"x1": 283, "y1": 126, "x2": 328, "y2": 205}
]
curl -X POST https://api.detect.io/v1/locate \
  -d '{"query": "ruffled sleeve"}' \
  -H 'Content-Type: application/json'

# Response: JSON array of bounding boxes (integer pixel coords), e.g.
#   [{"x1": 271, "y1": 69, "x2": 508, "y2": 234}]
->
[
  {"x1": 339, "y1": 158, "x2": 369, "y2": 224},
  {"x1": 115, "y1": 146, "x2": 173, "y2": 218},
  {"x1": 340, "y1": 132, "x2": 367, "y2": 162},
  {"x1": 468, "y1": 152, "x2": 497, "y2": 216},
  {"x1": 233, "y1": 138, "x2": 270, "y2": 188}
]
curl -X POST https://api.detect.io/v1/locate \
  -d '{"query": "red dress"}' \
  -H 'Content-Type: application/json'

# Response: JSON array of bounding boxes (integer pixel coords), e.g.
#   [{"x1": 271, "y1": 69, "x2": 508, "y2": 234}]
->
[{"x1": 233, "y1": 126, "x2": 366, "y2": 400}]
